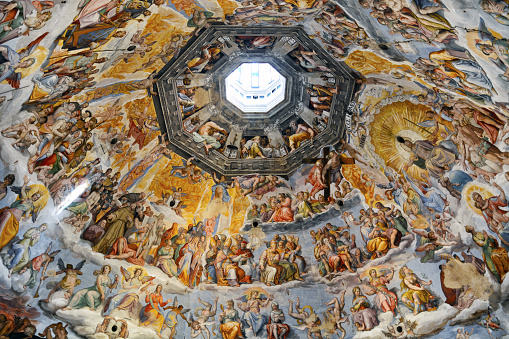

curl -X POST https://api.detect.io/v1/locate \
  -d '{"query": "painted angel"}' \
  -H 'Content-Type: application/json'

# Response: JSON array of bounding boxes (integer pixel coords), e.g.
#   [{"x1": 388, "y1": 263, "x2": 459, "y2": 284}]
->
[
  {"x1": 18, "y1": 241, "x2": 60, "y2": 291},
  {"x1": 150, "y1": 194, "x2": 187, "y2": 226},
  {"x1": 109, "y1": 30, "x2": 156, "y2": 68},
  {"x1": 131, "y1": 70, "x2": 158, "y2": 96},
  {"x1": 0, "y1": 32, "x2": 48, "y2": 88},
  {"x1": 94, "y1": 98, "x2": 124, "y2": 122},
  {"x1": 0, "y1": 176, "x2": 47, "y2": 250},
  {"x1": 189, "y1": 297, "x2": 219, "y2": 339},
  {"x1": 103, "y1": 266, "x2": 155, "y2": 318},
  {"x1": 170, "y1": 156, "x2": 196, "y2": 179},
  {"x1": 136, "y1": 34, "x2": 184, "y2": 72},
  {"x1": 170, "y1": 186, "x2": 187, "y2": 201},
  {"x1": 162, "y1": 296, "x2": 191, "y2": 338},
  {"x1": 251, "y1": 176, "x2": 292, "y2": 200},
  {"x1": 43, "y1": 258, "x2": 86, "y2": 302}
]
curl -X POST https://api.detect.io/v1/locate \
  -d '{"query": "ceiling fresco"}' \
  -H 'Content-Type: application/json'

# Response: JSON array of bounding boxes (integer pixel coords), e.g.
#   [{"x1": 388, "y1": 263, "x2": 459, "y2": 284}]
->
[{"x1": 0, "y1": 0, "x2": 508, "y2": 338}]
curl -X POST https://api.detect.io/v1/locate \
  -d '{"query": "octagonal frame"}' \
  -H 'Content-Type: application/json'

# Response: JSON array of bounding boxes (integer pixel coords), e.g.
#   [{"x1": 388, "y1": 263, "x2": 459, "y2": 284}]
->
[{"x1": 153, "y1": 25, "x2": 360, "y2": 179}]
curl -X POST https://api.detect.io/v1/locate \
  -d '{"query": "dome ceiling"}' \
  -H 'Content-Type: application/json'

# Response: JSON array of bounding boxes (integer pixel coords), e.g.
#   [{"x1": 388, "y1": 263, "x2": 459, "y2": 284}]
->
[
  {"x1": 155, "y1": 25, "x2": 357, "y2": 177},
  {"x1": 0, "y1": 0, "x2": 508, "y2": 339}
]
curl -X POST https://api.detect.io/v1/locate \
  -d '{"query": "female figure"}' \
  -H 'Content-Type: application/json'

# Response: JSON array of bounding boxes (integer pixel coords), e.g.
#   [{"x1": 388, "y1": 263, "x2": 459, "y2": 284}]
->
[
  {"x1": 63, "y1": 265, "x2": 118, "y2": 311},
  {"x1": 366, "y1": 269, "x2": 397, "y2": 315},
  {"x1": 176, "y1": 236, "x2": 198, "y2": 287},
  {"x1": 35, "y1": 139, "x2": 83, "y2": 174},
  {"x1": 141, "y1": 284, "x2": 172, "y2": 335},
  {"x1": 155, "y1": 243, "x2": 178, "y2": 278},
  {"x1": 103, "y1": 267, "x2": 153, "y2": 319},
  {"x1": 219, "y1": 300, "x2": 243, "y2": 339},
  {"x1": 0, "y1": 175, "x2": 43, "y2": 250},
  {"x1": 351, "y1": 286, "x2": 378, "y2": 331},
  {"x1": 269, "y1": 194, "x2": 294, "y2": 223},
  {"x1": 399, "y1": 266, "x2": 435, "y2": 315},
  {"x1": 238, "y1": 291, "x2": 272, "y2": 335}
]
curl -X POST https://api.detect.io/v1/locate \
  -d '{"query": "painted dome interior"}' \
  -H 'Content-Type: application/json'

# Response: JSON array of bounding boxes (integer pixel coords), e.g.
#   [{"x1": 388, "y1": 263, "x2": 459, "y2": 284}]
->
[{"x1": 0, "y1": 0, "x2": 508, "y2": 338}]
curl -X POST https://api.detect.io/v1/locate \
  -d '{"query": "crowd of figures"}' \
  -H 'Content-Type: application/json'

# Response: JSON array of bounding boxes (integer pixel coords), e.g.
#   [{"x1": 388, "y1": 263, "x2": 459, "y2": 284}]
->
[{"x1": 0, "y1": 0, "x2": 509, "y2": 337}]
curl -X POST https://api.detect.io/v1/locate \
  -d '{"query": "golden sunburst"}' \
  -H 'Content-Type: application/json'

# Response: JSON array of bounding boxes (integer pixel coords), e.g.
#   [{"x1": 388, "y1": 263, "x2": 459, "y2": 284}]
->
[{"x1": 369, "y1": 100, "x2": 433, "y2": 179}]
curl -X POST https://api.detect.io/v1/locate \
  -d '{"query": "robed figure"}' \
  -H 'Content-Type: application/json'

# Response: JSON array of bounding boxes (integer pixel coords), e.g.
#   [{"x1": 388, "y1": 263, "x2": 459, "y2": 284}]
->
[{"x1": 92, "y1": 205, "x2": 134, "y2": 254}]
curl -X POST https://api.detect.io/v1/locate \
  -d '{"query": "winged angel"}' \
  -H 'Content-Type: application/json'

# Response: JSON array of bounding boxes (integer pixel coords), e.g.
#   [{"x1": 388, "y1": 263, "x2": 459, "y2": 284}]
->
[
  {"x1": 0, "y1": 32, "x2": 48, "y2": 88},
  {"x1": 162, "y1": 296, "x2": 191, "y2": 338},
  {"x1": 43, "y1": 258, "x2": 86, "y2": 302},
  {"x1": 102, "y1": 266, "x2": 155, "y2": 319}
]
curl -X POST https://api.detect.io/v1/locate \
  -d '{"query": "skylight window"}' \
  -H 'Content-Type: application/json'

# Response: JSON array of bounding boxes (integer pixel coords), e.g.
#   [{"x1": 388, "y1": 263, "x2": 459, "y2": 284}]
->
[{"x1": 225, "y1": 63, "x2": 286, "y2": 113}]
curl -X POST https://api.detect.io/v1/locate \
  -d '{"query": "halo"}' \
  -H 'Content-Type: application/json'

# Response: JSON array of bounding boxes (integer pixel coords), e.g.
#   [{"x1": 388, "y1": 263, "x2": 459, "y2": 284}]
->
[
  {"x1": 18, "y1": 47, "x2": 48, "y2": 78},
  {"x1": 369, "y1": 100, "x2": 432, "y2": 179},
  {"x1": 244, "y1": 286, "x2": 268, "y2": 299},
  {"x1": 27, "y1": 184, "x2": 49, "y2": 211},
  {"x1": 125, "y1": 265, "x2": 148, "y2": 281},
  {"x1": 463, "y1": 183, "x2": 495, "y2": 215}
]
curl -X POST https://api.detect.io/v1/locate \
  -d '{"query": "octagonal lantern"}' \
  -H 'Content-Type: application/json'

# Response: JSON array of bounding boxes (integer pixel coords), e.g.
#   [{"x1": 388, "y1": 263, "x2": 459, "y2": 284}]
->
[
  {"x1": 225, "y1": 63, "x2": 286, "y2": 113},
  {"x1": 152, "y1": 25, "x2": 360, "y2": 179}
]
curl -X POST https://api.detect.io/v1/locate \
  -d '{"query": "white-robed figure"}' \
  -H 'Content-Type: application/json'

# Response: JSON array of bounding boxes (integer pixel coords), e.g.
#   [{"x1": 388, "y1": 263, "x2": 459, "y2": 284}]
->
[
  {"x1": 0, "y1": 32, "x2": 47, "y2": 88},
  {"x1": 3, "y1": 223, "x2": 47, "y2": 277},
  {"x1": 62, "y1": 264, "x2": 119, "y2": 311},
  {"x1": 30, "y1": 74, "x2": 76, "y2": 103}
]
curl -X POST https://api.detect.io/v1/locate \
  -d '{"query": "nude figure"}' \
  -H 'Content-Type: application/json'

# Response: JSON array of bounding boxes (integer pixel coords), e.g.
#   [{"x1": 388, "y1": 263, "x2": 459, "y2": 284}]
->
[
  {"x1": 288, "y1": 297, "x2": 321, "y2": 339},
  {"x1": 1, "y1": 116, "x2": 40, "y2": 146},
  {"x1": 322, "y1": 151, "x2": 346, "y2": 191},
  {"x1": 132, "y1": 74, "x2": 158, "y2": 96},
  {"x1": 324, "y1": 290, "x2": 349, "y2": 339},
  {"x1": 36, "y1": 164, "x2": 66, "y2": 187},
  {"x1": 191, "y1": 297, "x2": 219, "y2": 339},
  {"x1": 339, "y1": 138, "x2": 369, "y2": 167},
  {"x1": 454, "y1": 122, "x2": 509, "y2": 165},
  {"x1": 137, "y1": 35, "x2": 184, "y2": 72},
  {"x1": 193, "y1": 120, "x2": 228, "y2": 154}
]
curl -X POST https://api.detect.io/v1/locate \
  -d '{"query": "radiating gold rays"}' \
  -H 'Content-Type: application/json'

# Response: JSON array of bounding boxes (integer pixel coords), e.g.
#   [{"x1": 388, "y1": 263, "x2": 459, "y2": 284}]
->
[{"x1": 369, "y1": 100, "x2": 432, "y2": 178}]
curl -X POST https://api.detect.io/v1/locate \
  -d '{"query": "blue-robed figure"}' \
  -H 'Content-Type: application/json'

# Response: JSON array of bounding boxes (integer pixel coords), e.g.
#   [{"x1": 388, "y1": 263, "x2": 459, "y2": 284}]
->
[
  {"x1": 237, "y1": 290, "x2": 272, "y2": 335},
  {"x1": 403, "y1": 171, "x2": 447, "y2": 214},
  {"x1": 0, "y1": 32, "x2": 48, "y2": 88}
]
